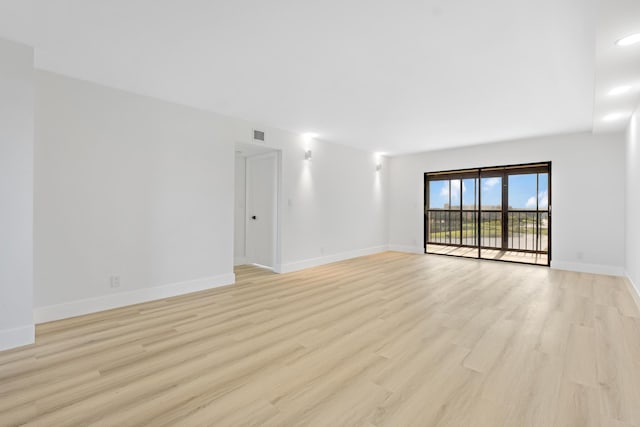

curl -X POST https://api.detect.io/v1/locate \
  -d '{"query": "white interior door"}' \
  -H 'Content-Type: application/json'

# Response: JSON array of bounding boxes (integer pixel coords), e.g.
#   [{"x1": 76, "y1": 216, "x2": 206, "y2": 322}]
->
[{"x1": 245, "y1": 152, "x2": 277, "y2": 268}]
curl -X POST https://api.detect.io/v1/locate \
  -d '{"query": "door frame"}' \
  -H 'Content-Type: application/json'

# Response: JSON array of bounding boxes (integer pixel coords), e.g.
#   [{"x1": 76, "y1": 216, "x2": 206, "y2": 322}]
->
[{"x1": 244, "y1": 150, "x2": 282, "y2": 271}]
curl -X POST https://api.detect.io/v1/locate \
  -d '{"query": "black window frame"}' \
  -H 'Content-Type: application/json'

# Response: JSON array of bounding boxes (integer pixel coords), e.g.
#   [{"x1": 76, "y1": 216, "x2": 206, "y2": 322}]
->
[{"x1": 424, "y1": 161, "x2": 552, "y2": 267}]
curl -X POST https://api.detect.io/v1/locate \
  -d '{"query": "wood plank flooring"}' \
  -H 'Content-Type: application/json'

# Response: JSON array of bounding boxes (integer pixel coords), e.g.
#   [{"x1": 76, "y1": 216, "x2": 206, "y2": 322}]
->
[
  {"x1": 1, "y1": 251, "x2": 639, "y2": 426},
  {"x1": 426, "y1": 244, "x2": 549, "y2": 266}
]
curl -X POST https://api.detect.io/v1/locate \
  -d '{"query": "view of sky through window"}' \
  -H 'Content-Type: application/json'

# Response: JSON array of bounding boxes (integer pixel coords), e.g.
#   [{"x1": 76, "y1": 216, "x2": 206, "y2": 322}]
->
[{"x1": 429, "y1": 173, "x2": 548, "y2": 210}]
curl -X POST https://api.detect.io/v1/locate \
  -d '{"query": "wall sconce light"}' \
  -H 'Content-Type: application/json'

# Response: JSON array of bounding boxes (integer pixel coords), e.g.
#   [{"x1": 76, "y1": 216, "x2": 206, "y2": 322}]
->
[
  {"x1": 304, "y1": 150, "x2": 312, "y2": 161},
  {"x1": 376, "y1": 163, "x2": 382, "y2": 172}
]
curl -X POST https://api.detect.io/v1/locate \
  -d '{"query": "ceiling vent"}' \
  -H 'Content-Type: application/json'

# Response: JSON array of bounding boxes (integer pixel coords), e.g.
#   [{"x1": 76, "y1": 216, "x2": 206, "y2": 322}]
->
[{"x1": 253, "y1": 130, "x2": 265, "y2": 142}]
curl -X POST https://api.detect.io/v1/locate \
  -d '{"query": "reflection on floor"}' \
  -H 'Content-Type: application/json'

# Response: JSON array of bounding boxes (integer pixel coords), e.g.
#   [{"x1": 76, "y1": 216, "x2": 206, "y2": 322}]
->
[{"x1": 426, "y1": 244, "x2": 548, "y2": 266}]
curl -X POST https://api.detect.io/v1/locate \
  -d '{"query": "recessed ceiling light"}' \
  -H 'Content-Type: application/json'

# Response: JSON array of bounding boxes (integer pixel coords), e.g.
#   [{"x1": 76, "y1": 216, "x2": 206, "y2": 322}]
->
[
  {"x1": 608, "y1": 86, "x2": 632, "y2": 96},
  {"x1": 616, "y1": 33, "x2": 640, "y2": 46},
  {"x1": 603, "y1": 112, "x2": 630, "y2": 122}
]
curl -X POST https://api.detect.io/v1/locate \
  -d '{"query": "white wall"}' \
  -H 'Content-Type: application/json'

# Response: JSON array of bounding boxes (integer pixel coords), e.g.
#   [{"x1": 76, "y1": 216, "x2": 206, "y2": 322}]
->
[
  {"x1": 389, "y1": 132, "x2": 626, "y2": 275},
  {"x1": 0, "y1": 39, "x2": 34, "y2": 350},
  {"x1": 626, "y1": 103, "x2": 640, "y2": 294},
  {"x1": 229, "y1": 126, "x2": 389, "y2": 273},
  {"x1": 234, "y1": 155, "x2": 246, "y2": 264},
  {"x1": 34, "y1": 71, "x2": 236, "y2": 321},
  {"x1": 33, "y1": 71, "x2": 389, "y2": 322}
]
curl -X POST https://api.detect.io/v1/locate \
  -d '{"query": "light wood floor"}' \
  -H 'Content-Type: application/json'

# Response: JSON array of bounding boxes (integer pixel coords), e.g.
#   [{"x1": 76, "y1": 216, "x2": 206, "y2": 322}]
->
[
  {"x1": 427, "y1": 244, "x2": 549, "y2": 266},
  {"x1": 1, "y1": 252, "x2": 639, "y2": 426}
]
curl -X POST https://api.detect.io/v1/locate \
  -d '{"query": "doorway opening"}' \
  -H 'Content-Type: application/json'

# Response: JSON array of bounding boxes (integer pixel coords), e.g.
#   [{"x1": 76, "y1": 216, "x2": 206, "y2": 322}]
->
[
  {"x1": 234, "y1": 143, "x2": 281, "y2": 271},
  {"x1": 424, "y1": 162, "x2": 551, "y2": 266}
]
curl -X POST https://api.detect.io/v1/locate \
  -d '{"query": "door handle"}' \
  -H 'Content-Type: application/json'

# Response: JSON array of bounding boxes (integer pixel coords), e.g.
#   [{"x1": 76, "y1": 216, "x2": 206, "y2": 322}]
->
[{"x1": 251, "y1": 215, "x2": 257, "y2": 220}]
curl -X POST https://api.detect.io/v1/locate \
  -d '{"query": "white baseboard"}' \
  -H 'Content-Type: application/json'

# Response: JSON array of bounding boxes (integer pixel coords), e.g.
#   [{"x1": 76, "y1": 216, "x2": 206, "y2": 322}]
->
[
  {"x1": 34, "y1": 273, "x2": 236, "y2": 324},
  {"x1": 625, "y1": 271, "x2": 640, "y2": 310},
  {"x1": 234, "y1": 256, "x2": 247, "y2": 266},
  {"x1": 276, "y1": 245, "x2": 388, "y2": 274},
  {"x1": 0, "y1": 325, "x2": 35, "y2": 352},
  {"x1": 388, "y1": 244, "x2": 425, "y2": 254},
  {"x1": 551, "y1": 260, "x2": 625, "y2": 276}
]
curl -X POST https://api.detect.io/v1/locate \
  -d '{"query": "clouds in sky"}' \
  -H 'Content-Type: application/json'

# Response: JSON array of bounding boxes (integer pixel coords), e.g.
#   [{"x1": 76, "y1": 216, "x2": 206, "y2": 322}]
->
[
  {"x1": 440, "y1": 180, "x2": 467, "y2": 198},
  {"x1": 539, "y1": 190, "x2": 548, "y2": 208},
  {"x1": 526, "y1": 190, "x2": 548, "y2": 209},
  {"x1": 526, "y1": 196, "x2": 536, "y2": 208},
  {"x1": 482, "y1": 177, "x2": 500, "y2": 191}
]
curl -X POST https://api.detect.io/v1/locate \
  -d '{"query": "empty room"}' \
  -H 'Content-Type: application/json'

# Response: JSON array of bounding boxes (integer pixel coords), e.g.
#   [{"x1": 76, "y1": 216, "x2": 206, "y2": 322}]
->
[{"x1": 1, "y1": 0, "x2": 640, "y2": 426}]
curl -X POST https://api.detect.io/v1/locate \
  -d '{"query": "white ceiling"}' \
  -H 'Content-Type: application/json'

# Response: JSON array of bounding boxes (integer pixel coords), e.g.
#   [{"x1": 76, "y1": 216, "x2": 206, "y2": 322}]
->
[
  {"x1": 0, "y1": 0, "x2": 635, "y2": 155},
  {"x1": 593, "y1": 0, "x2": 640, "y2": 133}
]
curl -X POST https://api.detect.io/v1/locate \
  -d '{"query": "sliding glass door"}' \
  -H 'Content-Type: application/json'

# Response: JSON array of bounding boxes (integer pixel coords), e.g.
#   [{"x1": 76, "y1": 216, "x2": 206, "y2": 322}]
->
[
  {"x1": 506, "y1": 172, "x2": 549, "y2": 253},
  {"x1": 424, "y1": 162, "x2": 551, "y2": 266}
]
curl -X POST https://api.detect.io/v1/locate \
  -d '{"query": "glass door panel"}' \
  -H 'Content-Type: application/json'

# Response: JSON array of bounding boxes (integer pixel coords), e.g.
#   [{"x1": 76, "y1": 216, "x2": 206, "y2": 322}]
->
[
  {"x1": 507, "y1": 173, "x2": 537, "y2": 251},
  {"x1": 538, "y1": 173, "x2": 550, "y2": 254},
  {"x1": 506, "y1": 173, "x2": 549, "y2": 256},
  {"x1": 479, "y1": 176, "x2": 502, "y2": 255},
  {"x1": 461, "y1": 178, "x2": 478, "y2": 248}
]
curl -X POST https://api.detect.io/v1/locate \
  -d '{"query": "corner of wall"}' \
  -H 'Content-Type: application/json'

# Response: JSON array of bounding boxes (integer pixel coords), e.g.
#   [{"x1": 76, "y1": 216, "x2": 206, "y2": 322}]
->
[
  {"x1": 276, "y1": 246, "x2": 389, "y2": 274},
  {"x1": 624, "y1": 100, "x2": 640, "y2": 303},
  {"x1": 625, "y1": 271, "x2": 640, "y2": 311}
]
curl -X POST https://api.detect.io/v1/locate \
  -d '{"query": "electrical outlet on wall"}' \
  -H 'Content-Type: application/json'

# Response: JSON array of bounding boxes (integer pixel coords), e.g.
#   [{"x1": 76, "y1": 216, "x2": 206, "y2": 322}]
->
[{"x1": 110, "y1": 275, "x2": 121, "y2": 288}]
